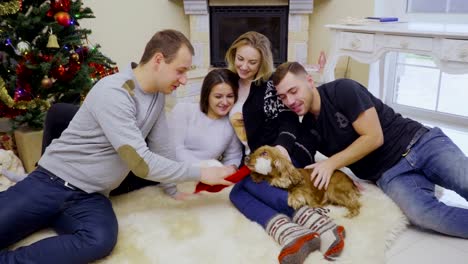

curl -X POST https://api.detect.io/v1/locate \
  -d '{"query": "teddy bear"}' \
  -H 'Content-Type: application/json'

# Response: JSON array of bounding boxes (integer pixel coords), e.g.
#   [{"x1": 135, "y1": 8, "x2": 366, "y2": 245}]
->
[{"x1": 0, "y1": 149, "x2": 27, "y2": 188}]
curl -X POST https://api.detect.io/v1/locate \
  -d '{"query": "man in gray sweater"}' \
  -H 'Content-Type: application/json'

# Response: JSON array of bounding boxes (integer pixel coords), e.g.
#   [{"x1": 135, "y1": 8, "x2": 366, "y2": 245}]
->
[{"x1": 0, "y1": 29, "x2": 233, "y2": 264}]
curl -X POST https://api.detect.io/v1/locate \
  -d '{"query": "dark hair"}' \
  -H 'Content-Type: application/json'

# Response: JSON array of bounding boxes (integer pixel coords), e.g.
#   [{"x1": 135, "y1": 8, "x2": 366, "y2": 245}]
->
[
  {"x1": 139, "y1": 29, "x2": 194, "y2": 64},
  {"x1": 271, "y1": 61, "x2": 308, "y2": 86},
  {"x1": 199, "y1": 69, "x2": 240, "y2": 114}
]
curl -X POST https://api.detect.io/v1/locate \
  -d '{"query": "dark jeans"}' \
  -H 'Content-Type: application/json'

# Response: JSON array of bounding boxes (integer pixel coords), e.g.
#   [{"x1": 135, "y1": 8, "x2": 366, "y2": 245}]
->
[
  {"x1": 230, "y1": 176, "x2": 294, "y2": 228},
  {"x1": 0, "y1": 169, "x2": 118, "y2": 263},
  {"x1": 41, "y1": 103, "x2": 158, "y2": 196},
  {"x1": 229, "y1": 160, "x2": 300, "y2": 228}
]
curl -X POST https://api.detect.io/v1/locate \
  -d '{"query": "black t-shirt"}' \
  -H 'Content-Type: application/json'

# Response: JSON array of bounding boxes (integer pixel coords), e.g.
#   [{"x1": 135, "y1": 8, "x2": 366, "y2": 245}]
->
[{"x1": 301, "y1": 78, "x2": 422, "y2": 181}]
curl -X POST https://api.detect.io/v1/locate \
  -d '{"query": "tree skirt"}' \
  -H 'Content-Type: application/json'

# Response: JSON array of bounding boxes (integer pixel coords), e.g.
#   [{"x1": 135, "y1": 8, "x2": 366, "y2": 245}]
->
[{"x1": 9, "y1": 181, "x2": 408, "y2": 264}]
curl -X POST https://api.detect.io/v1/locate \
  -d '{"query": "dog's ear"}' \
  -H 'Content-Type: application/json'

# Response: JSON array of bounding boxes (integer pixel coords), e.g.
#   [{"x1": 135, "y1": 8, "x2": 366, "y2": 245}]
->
[
  {"x1": 270, "y1": 148, "x2": 303, "y2": 186},
  {"x1": 250, "y1": 171, "x2": 266, "y2": 183}
]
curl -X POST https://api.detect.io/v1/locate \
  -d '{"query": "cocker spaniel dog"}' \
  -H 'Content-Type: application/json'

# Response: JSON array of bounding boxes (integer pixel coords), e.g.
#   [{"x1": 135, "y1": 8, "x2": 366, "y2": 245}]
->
[{"x1": 245, "y1": 145, "x2": 361, "y2": 218}]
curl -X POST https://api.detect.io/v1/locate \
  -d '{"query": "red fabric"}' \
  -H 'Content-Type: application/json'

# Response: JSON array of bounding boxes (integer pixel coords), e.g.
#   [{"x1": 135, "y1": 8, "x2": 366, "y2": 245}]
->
[{"x1": 194, "y1": 165, "x2": 251, "y2": 193}]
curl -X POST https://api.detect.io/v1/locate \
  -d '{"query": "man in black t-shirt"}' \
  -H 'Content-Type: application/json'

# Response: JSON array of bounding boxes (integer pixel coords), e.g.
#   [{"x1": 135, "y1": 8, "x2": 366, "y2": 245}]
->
[{"x1": 272, "y1": 61, "x2": 468, "y2": 239}]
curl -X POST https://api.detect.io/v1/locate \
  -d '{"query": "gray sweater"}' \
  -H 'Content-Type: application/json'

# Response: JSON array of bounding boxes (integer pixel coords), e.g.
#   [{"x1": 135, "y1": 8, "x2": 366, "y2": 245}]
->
[
  {"x1": 39, "y1": 64, "x2": 200, "y2": 196},
  {"x1": 169, "y1": 103, "x2": 242, "y2": 166}
]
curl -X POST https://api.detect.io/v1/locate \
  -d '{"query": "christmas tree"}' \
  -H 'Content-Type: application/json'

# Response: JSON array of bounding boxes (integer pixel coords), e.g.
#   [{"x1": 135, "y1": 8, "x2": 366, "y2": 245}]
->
[{"x1": 0, "y1": 0, "x2": 117, "y2": 129}]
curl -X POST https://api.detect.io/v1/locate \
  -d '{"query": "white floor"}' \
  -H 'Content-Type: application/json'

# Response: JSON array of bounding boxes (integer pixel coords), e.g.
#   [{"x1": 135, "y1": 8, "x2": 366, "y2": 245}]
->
[{"x1": 386, "y1": 189, "x2": 468, "y2": 264}]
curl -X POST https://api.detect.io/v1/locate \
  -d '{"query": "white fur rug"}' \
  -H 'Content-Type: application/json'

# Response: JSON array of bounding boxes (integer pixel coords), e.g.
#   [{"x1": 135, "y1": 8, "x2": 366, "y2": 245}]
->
[{"x1": 6, "y1": 179, "x2": 408, "y2": 264}]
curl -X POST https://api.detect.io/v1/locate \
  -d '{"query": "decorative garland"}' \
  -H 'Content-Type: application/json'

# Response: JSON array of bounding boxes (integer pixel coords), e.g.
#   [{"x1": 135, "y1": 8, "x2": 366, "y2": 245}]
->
[
  {"x1": 0, "y1": 0, "x2": 21, "y2": 16},
  {"x1": 0, "y1": 77, "x2": 49, "y2": 110}
]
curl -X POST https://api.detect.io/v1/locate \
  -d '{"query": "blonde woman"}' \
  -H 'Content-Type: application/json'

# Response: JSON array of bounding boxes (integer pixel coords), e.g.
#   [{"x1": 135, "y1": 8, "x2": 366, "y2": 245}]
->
[{"x1": 226, "y1": 31, "x2": 346, "y2": 263}]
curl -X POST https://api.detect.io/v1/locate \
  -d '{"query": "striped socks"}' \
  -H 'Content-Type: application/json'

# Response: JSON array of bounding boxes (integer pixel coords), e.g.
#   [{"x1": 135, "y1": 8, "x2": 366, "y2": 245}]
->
[
  {"x1": 266, "y1": 214, "x2": 320, "y2": 264},
  {"x1": 293, "y1": 206, "x2": 346, "y2": 260}
]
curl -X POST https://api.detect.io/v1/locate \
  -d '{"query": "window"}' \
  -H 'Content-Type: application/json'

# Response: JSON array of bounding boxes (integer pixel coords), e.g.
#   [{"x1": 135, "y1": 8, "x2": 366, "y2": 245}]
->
[
  {"x1": 373, "y1": 0, "x2": 468, "y2": 154},
  {"x1": 375, "y1": 0, "x2": 468, "y2": 23},
  {"x1": 385, "y1": 52, "x2": 468, "y2": 128},
  {"x1": 407, "y1": 0, "x2": 468, "y2": 14}
]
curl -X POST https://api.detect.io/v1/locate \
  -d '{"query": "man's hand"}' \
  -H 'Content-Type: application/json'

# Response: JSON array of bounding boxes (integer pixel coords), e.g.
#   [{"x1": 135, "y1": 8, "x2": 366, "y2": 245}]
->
[
  {"x1": 171, "y1": 191, "x2": 198, "y2": 201},
  {"x1": 275, "y1": 145, "x2": 291, "y2": 161},
  {"x1": 200, "y1": 166, "x2": 233, "y2": 186},
  {"x1": 305, "y1": 159, "x2": 337, "y2": 190}
]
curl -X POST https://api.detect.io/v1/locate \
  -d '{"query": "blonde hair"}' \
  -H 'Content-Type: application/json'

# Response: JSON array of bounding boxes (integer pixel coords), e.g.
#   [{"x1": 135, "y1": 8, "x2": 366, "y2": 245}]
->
[{"x1": 225, "y1": 31, "x2": 274, "y2": 83}]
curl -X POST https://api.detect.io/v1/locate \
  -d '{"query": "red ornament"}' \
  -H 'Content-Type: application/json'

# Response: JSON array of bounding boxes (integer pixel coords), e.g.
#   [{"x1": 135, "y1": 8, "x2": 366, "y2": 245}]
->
[
  {"x1": 76, "y1": 46, "x2": 89, "y2": 61},
  {"x1": 54, "y1": 11, "x2": 71, "y2": 27},
  {"x1": 65, "y1": 62, "x2": 81, "y2": 80},
  {"x1": 50, "y1": 64, "x2": 66, "y2": 80},
  {"x1": 40, "y1": 54, "x2": 53, "y2": 62},
  {"x1": 47, "y1": 0, "x2": 71, "y2": 17},
  {"x1": 15, "y1": 63, "x2": 33, "y2": 80}
]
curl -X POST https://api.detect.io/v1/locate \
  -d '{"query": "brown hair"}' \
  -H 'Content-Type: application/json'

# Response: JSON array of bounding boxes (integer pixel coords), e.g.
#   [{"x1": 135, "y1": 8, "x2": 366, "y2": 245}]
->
[
  {"x1": 225, "y1": 31, "x2": 274, "y2": 83},
  {"x1": 271, "y1": 62, "x2": 308, "y2": 86},
  {"x1": 199, "y1": 69, "x2": 240, "y2": 114},
  {"x1": 139, "y1": 29, "x2": 194, "y2": 64}
]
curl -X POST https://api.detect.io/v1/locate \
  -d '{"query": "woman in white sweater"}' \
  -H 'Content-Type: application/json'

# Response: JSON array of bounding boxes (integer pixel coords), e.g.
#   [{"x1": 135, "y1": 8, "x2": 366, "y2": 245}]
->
[{"x1": 169, "y1": 69, "x2": 242, "y2": 174}]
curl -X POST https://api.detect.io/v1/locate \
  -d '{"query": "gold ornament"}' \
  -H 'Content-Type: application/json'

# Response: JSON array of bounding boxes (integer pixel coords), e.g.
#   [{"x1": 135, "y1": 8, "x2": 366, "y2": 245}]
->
[
  {"x1": 71, "y1": 52, "x2": 79, "y2": 61},
  {"x1": 41, "y1": 76, "x2": 54, "y2": 88},
  {"x1": 47, "y1": 33, "x2": 59, "y2": 48}
]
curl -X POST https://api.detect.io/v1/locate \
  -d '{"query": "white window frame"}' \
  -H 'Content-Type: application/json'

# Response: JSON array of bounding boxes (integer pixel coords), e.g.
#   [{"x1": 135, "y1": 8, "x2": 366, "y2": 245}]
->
[
  {"x1": 384, "y1": 52, "x2": 468, "y2": 131},
  {"x1": 374, "y1": 0, "x2": 468, "y2": 23},
  {"x1": 373, "y1": 0, "x2": 468, "y2": 132}
]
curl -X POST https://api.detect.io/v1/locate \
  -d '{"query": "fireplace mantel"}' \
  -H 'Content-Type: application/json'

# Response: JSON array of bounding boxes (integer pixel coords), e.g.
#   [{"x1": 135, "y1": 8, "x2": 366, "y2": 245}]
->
[{"x1": 182, "y1": 0, "x2": 313, "y2": 14}]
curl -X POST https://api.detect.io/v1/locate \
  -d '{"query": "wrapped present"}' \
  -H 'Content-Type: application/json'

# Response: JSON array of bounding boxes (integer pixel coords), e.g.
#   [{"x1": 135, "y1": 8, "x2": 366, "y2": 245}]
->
[{"x1": 14, "y1": 127, "x2": 43, "y2": 173}]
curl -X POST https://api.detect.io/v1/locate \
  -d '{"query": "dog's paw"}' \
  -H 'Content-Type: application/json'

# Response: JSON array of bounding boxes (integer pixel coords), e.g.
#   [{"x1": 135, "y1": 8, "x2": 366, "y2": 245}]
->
[
  {"x1": 288, "y1": 194, "x2": 307, "y2": 210},
  {"x1": 271, "y1": 177, "x2": 294, "y2": 189}
]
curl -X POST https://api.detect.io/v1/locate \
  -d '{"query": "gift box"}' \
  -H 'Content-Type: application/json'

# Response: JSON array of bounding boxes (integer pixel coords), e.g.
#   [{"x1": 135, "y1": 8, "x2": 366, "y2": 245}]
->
[{"x1": 14, "y1": 127, "x2": 43, "y2": 173}]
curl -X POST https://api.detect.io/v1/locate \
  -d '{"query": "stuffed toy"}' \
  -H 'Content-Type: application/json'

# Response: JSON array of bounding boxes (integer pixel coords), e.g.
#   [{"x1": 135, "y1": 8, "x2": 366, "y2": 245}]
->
[
  {"x1": 0, "y1": 149, "x2": 27, "y2": 186},
  {"x1": 194, "y1": 159, "x2": 250, "y2": 193}
]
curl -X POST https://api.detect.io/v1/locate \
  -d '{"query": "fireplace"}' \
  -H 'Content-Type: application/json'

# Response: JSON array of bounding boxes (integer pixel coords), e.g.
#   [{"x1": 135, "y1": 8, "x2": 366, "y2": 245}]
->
[
  {"x1": 209, "y1": 6, "x2": 288, "y2": 67},
  {"x1": 174, "y1": 0, "x2": 314, "y2": 104}
]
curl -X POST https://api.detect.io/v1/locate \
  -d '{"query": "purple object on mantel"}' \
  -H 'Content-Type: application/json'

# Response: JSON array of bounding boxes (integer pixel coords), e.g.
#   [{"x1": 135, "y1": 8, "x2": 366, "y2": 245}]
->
[{"x1": 366, "y1": 17, "x2": 399, "y2": 22}]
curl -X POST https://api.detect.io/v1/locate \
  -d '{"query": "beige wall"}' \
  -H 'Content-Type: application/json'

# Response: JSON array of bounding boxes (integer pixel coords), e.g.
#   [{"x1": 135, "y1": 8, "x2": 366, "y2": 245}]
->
[
  {"x1": 80, "y1": 0, "x2": 189, "y2": 69},
  {"x1": 79, "y1": 0, "x2": 374, "y2": 84},
  {"x1": 308, "y1": 0, "x2": 374, "y2": 86}
]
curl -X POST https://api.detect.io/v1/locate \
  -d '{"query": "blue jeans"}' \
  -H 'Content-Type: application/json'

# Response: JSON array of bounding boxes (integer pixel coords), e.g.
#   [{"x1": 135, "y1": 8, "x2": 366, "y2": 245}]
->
[
  {"x1": 377, "y1": 127, "x2": 468, "y2": 238},
  {"x1": 0, "y1": 169, "x2": 118, "y2": 263},
  {"x1": 230, "y1": 175, "x2": 294, "y2": 229}
]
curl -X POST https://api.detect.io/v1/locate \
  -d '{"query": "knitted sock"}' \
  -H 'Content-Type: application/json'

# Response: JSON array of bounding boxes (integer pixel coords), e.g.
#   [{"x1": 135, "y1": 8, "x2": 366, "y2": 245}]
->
[
  {"x1": 266, "y1": 214, "x2": 320, "y2": 264},
  {"x1": 292, "y1": 206, "x2": 345, "y2": 260}
]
